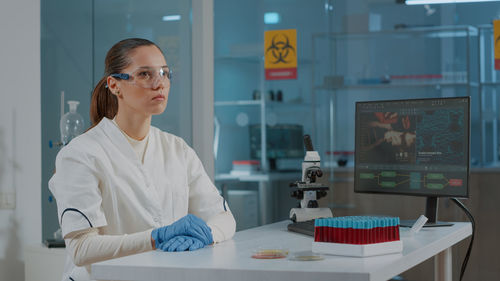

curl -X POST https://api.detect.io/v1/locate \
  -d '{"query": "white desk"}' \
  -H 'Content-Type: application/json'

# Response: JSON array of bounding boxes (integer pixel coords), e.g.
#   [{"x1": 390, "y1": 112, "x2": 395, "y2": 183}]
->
[{"x1": 92, "y1": 221, "x2": 472, "y2": 281}]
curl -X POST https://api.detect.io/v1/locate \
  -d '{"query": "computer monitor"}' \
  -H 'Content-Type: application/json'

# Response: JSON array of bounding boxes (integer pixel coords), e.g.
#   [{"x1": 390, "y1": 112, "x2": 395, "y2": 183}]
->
[
  {"x1": 354, "y1": 97, "x2": 470, "y2": 227},
  {"x1": 249, "y1": 124, "x2": 304, "y2": 170}
]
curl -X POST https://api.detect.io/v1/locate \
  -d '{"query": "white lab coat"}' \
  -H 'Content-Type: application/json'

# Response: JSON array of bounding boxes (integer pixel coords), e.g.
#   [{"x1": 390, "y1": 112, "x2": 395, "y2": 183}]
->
[{"x1": 49, "y1": 117, "x2": 234, "y2": 281}]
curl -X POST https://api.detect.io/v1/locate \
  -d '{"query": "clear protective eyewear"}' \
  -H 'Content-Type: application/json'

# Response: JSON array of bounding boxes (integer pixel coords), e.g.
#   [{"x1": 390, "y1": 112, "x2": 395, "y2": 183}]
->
[{"x1": 110, "y1": 66, "x2": 172, "y2": 89}]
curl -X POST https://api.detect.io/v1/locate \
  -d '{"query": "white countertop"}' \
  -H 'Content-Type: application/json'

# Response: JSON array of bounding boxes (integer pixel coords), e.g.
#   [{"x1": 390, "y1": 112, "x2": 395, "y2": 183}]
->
[{"x1": 92, "y1": 220, "x2": 471, "y2": 281}]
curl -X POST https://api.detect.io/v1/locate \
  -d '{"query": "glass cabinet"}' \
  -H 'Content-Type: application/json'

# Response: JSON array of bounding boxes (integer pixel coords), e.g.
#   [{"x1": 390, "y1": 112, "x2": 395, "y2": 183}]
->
[
  {"x1": 311, "y1": 25, "x2": 482, "y2": 169},
  {"x1": 214, "y1": 55, "x2": 312, "y2": 176},
  {"x1": 478, "y1": 24, "x2": 500, "y2": 166},
  {"x1": 213, "y1": 54, "x2": 312, "y2": 227},
  {"x1": 41, "y1": 0, "x2": 194, "y2": 243},
  {"x1": 213, "y1": 0, "x2": 330, "y2": 229}
]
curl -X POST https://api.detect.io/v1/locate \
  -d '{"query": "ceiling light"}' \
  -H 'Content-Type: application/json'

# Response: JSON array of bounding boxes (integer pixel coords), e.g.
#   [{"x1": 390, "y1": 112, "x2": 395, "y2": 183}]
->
[
  {"x1": 162, "y1": 15, "x2": 181, "y2": 22},
  {"x1": 406, "y1": 0, "x2": 500, "y2": 4},
  {"x1": 264, "y1": 12, "x2": 280, "y2": 24}
]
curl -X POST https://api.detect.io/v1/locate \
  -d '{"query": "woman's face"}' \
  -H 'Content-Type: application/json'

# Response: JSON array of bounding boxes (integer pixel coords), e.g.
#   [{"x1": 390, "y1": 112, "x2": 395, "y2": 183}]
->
[{"x1": 109, "y1": 45, "x2": 170, "y2": 117}]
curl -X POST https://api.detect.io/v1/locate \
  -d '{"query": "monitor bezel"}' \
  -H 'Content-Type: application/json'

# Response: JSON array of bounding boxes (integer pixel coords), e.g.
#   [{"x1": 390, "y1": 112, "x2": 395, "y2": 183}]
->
[{"x1": 353, "y1": 96, "x2": 470, "y2": 199}]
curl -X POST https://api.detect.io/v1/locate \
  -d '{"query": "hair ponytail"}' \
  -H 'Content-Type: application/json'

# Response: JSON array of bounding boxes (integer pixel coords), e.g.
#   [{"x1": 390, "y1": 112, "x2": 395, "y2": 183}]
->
[
  {"x1": 90, "y1": 77, "x2": 118, "y2": 127},
  {"x1": 88, "y1": 38, "x2": 162, "y2": 129}
]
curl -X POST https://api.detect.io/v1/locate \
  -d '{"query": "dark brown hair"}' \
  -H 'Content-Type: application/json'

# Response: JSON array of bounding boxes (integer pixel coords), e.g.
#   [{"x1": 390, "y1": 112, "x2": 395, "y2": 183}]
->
[{"x1": 90, "y1": 38, "x2": 162, "y2": 127}]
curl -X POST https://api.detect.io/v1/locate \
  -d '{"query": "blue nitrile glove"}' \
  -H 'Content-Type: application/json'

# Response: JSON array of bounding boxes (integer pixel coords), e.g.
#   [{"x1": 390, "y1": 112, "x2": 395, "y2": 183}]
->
[
  {"x1": 151, "y1": 214, "x2": 213, "y2": 249},
  {"x1": 160, "y1": 235, "x2": 205, "y2": 252}
]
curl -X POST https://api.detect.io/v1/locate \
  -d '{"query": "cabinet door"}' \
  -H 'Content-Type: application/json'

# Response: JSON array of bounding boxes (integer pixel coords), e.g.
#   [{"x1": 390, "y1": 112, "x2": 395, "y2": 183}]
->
[
  {"x1": 41, "y1": 0, "x2": 194, "y2": 242},
  {"x1": 213, "y1": 0, "x2": 331, "y2": 227},
  {"x1": 41, "y1": 0, "x2": 94, "y2": 243},
  {"x1": 312, "y1": 26, "x2": 479, "y2": 168},
  {"x1": 94, "y1": 0, "x2": 193, "y2": 143},
  {"x1": 214, "y1": 0, "x2": 330, "y2": 176}
]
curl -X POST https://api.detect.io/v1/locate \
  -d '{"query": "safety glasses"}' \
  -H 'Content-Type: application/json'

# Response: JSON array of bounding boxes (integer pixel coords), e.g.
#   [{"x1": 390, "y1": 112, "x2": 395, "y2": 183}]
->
[{"x1": 110, "y1": 66, "x2": 172, "y2": 89}]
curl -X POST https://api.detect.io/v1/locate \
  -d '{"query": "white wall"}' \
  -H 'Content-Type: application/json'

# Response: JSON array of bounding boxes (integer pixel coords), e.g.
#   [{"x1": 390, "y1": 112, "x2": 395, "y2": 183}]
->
[{"x1": 0, "y1": 0, "x2": 41, "y2": 280}]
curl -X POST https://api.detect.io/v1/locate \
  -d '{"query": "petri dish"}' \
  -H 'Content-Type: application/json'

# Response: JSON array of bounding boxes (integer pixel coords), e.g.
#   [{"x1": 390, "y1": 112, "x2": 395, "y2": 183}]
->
[
  {"x1": 289, "y1": 251, "x2": 324, "y2": 261},
  {"x1": 251, "y1": 248, "x2": 289, "y2": 259}
]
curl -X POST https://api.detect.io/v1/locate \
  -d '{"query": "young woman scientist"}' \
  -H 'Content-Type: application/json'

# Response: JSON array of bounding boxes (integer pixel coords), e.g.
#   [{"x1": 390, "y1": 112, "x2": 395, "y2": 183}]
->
[{"x1": 49, "y1": 38, "x2": 236, "y2": 281}]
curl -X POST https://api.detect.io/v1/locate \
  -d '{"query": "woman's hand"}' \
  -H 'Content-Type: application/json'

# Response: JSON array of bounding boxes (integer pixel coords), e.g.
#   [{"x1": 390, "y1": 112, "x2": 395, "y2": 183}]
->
[
  {"x1": 151, "y1": 214, "x2": 213, "y2": 249},
  {"x1": 159, "y1": 235, "x2": 205, "y2": 252}
]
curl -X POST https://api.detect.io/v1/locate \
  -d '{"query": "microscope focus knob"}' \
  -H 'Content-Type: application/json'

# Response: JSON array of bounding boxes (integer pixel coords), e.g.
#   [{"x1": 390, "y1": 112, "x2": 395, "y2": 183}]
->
[
  {"x1": 291, "y1": 190, "x2": 303, "y2": 199},
  {"x1": 317, "y1": 169, "x2": 323, "y2": 178}
]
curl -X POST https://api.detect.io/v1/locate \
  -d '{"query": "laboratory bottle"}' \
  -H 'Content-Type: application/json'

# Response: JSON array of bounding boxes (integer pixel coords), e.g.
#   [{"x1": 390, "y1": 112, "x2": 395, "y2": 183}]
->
[{"x1": 60, "y1": 100, "x2": 85, "y2": 145}]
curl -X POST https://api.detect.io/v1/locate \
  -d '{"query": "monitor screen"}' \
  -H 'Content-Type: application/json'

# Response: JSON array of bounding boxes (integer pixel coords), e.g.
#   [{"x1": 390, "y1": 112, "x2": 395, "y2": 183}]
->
[
  {"x1": 354, "y1": 97, "x2": 469, "y2": 198},
  {"x1": 249, "y1": 124, "x2": 304, "y2": 159}
]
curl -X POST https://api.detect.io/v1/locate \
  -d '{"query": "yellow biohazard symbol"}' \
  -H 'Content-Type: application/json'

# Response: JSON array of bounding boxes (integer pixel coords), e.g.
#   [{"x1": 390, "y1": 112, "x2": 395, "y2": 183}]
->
[
  {"x1": 266, "y1": 34, "x2": 296, "y2": 64},
  {"x1": 264, "y1": 29, "x2": 297, "y2": 79}
]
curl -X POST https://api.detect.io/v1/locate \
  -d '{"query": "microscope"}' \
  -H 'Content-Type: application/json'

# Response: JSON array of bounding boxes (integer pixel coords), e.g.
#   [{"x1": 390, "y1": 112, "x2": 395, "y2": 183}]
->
[{"x1": 289, "y1": 135, "x2": 333, "y2": 222}]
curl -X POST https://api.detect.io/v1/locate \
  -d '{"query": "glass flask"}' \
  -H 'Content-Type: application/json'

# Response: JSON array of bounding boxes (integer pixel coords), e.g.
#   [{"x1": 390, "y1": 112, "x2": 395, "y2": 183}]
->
[{"x1": 60, "y1": 100, "x2": 85, "y2": 145}]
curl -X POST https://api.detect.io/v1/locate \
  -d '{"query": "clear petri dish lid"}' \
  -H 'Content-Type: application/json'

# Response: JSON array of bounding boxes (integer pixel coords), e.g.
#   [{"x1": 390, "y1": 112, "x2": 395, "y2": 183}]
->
[{"x1": 289, "y1": 250, "x2": 324, "y2": 261}]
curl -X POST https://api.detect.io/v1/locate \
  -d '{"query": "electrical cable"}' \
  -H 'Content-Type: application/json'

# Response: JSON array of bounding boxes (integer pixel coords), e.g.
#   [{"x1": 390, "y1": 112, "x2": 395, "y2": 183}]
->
[{"x1": 450, "y1": 198, "x2": 475, "y2": 281}]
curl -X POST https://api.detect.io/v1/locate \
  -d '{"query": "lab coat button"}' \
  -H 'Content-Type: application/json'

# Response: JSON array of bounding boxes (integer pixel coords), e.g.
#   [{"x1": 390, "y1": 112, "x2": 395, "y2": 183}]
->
[{"x1": 153, "y1": 217, "x2": 159, "y2": 223}]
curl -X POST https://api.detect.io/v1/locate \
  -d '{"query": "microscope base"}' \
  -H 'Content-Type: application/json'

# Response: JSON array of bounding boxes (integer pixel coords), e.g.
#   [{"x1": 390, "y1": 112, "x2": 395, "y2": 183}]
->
[{"x1": 290, "y1": 208, "x2": 332, "y2": 222}]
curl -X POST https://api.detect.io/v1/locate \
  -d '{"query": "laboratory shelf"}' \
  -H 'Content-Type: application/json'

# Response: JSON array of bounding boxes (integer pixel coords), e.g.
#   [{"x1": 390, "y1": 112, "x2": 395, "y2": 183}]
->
[
  {"x1": 313, "y1": 25, "x2": 478, "y2": 40},
  {"x1": 215, "y1": 171, "x2": 300, "y2": 182},
  {"x1": 480, "y1": 82, "x2": 500, "y2": 86},
  {"x1": 314, "y1": 81, "x2": 478, "y2": 91},
  {"x1": 214, "y1": 99, "x2": 310, "y2": 109},
  {"x1": 215, "y1": 55, "x2": 263, "y2": 63},
  {"x1": 214, "y1": 100, "x2": 261, "y2": 106},
  {"x1": 266, "y1": 100, "x2": 310, "y2": 108}
]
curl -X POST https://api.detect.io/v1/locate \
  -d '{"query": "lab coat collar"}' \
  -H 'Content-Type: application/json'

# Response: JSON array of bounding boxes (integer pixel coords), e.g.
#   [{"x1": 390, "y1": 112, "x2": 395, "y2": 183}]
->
[{"x1": 98, "y1": 117, "x2": 153, "y2": 165}]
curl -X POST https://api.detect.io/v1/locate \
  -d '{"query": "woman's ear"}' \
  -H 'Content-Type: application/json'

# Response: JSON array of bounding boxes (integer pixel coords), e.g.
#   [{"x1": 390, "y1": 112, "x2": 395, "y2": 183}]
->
[{"x1": 106, "y1": 76, "x2": 120, "y2": 96}]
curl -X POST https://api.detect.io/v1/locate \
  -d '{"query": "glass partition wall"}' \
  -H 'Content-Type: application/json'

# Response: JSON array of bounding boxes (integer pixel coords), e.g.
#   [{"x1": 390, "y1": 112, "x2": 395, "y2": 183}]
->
[
  {"x1": 213, "y1": 0, "x2": 333, "y2": 229},
  {"x1": 213, "y1": 0, "x2": 500, "y2": 231},
  {"x1": 41, "y1": 0, "x2": 193, "y2": 242},
  {"x1": 42, "y1": 0, "x2": 500, "y2": 241}
]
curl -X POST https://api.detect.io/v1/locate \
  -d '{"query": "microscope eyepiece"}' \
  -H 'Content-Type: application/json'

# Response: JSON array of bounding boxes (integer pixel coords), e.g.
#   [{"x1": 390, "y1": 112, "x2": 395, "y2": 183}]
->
[{"x1": 303, "y1": 134, "x2": 314, "y2": 151}]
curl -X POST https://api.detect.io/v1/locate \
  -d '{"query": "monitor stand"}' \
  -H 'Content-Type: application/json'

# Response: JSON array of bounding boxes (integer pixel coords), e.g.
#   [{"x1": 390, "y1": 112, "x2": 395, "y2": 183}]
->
[{"x1": 400, "y1": 197, "x2": 453, "y2": 227}]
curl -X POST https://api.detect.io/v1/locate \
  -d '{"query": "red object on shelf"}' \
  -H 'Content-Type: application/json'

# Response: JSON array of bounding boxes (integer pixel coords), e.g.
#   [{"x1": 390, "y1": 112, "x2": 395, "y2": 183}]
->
[
  {"x1": 231, "y1": 160, "x2": 261, "y2": 174},
  {"x1": 232, "y1": 160, "x2": 260, "y2": 165}
]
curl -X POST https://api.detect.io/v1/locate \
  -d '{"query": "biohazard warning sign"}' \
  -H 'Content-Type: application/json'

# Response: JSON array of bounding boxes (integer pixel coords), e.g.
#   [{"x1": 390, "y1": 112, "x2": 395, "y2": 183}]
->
[
  {"x1": 264, "y1": 29, "x2": 297, "y2": 80},
  {"x1": 495, "y1": 20, "x2": 500, "y2": 70}
]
